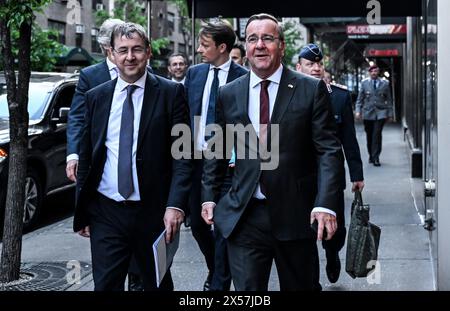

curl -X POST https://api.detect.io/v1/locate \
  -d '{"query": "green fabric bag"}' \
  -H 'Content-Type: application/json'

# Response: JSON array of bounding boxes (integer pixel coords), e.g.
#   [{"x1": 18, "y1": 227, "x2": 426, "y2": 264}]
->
[{"x1": 345, "y1": 190, "x2": 381, "y2": 278}]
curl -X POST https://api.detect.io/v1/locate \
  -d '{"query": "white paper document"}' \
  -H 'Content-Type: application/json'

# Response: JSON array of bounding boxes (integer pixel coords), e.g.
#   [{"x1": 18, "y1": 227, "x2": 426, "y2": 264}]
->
[{"x1": 152, "y1": 229, "x2": 180, "y2": 287}]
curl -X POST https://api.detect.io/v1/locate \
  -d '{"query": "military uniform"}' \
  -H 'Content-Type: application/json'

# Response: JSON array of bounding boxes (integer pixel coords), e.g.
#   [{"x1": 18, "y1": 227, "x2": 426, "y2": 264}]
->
[
  {"x1": 355, "y1": 77, "x2": 393, "y2": 164},
  {"x1": 324, "y1": 83, "x2": 364, "y2": 258},
  {"x1": 298, "y1": 44, "x2": 364, "y2": 284}
]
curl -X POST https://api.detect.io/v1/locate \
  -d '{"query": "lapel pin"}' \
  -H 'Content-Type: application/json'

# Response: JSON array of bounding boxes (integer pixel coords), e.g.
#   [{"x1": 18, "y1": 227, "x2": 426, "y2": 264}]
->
[{"x1": 288, "y1": 84, "x2": 294, "y2": 89}]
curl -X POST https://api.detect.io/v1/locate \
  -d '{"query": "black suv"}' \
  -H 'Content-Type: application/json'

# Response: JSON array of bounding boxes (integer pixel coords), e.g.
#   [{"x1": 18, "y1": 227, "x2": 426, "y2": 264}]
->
[{"x1": 0, "y1": 72, "x2": 78, "y2": 230}]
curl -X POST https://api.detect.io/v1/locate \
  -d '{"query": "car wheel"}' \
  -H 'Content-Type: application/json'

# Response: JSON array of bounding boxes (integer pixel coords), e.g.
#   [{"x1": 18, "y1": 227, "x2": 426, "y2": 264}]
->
[{"x1": 22, "y1": 169, "x2": 43, "y2": 231}]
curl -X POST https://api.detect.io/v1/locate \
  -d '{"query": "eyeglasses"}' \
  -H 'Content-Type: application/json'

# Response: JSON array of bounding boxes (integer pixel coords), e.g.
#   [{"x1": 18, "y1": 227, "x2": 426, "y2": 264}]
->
[
  {"x1": 113, "y1": 46, "x2": 147, "y2": 56},
  {"x1": 246, "y1": 35, "x2": 279, "y2": 45}
]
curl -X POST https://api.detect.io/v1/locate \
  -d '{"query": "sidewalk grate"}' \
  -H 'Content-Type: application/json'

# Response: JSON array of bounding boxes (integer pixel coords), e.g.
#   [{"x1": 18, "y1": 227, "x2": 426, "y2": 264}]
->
[{"x1": 0, "y1": 261, "x2": 91, "y2": 291}]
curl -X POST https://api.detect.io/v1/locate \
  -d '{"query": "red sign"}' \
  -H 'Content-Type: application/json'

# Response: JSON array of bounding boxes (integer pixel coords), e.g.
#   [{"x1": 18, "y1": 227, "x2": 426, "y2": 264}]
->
[
  {"x1": 347, "y1": 24, "x2": 407, "y2": 35},
  {"x1": 367, "y1": 49, "x2": 400, "y2": 56}
]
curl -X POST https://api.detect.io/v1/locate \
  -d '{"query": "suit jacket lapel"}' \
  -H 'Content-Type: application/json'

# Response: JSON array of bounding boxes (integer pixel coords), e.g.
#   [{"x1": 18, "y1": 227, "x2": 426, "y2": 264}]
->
[
  {"x1": 96, "y1": 79, "x2": 117, "y2": 146},
  {"x1": 138, "y1": 74, "x2": 159, "y2": 148},
  {"x1": 193, "y1": 65, "x2": 209, "y2": 116},
  {"x1": 227, "y1": 62, "x2": 240, "y2": 83},
  {"x1": 270, "y1": 67, "x2": 296, "y2": 125},
  {"x1": 236, "y1": 73, "x2": 252, "y2": 126}
]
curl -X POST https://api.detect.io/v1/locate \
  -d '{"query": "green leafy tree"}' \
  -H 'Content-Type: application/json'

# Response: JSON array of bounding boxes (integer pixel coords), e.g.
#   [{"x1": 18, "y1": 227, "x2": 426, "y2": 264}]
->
[
  {"x1": 95, "y1": 0, "x2": 168, "y2": 57},
  {"x1": 0, "y1": 24, "x2": 66, "y2": 72},
  {"x1": 0, "y1": 0, "x2": 51, "y2": 283},
  {"x1": 282, "y1": 20, "x2": 303, "y2": 68}
]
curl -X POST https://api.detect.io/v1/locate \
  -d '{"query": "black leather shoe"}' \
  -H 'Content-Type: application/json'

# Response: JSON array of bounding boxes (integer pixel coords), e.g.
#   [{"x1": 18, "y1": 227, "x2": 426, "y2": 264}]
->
[
  {"x1": 325, "y1": 250, "x2": 341, "y2": 284},
  {"x1": 203, "y1": 272, "x2": 213, "y2": 291},
  {"x1": 128, "y1": 273, "x2": 144, "y2": 291},
  {"x1": 373, "y1": 159, "x2": 381, "y2": 166},
  {"x1": 369, "y1": 157, "x2": 374, "y2": 163}
]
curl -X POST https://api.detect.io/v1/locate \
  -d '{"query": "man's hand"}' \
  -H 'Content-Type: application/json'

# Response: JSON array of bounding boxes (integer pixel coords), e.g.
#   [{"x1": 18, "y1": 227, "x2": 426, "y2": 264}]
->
[
  {"x1": 78, "y1": 226, "x2": 90, "y2": 238},
  {"x1": 310, "y1": 212, "x2": 337, "y2": 241},
  {"x1": 355, "y1": 112, "x2": 362, "y2": 120},
  {"x1": 66, "y1": 160, "x2": 78, "y2": 182},
  {"x1": 201, "y1": 203, "x2": 215, "y2": 225},
  {"x1": 352, "y1": 181, "x2": 365, "y2": 192},
  {"x1": 164, "y1": 209, "x2": 184, "y2": 243}
]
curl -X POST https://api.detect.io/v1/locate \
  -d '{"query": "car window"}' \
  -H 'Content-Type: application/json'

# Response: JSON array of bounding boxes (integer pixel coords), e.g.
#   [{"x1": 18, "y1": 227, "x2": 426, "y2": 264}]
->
[
  {"x1": 50, "y1": 84, "x2": 76, "y2": 119},
  {"x1": 0, "y1": 83, "x2": 53, "y2": 119}
]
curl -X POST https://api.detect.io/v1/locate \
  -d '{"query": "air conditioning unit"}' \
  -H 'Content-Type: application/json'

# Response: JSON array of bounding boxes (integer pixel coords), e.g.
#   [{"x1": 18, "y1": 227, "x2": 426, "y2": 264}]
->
[
  {"x1": 96, "y1": 3, "x2": 104, "y2": 11},
  {"x1": 76, "y1": 24, "x2": 85, "y2": 34}
]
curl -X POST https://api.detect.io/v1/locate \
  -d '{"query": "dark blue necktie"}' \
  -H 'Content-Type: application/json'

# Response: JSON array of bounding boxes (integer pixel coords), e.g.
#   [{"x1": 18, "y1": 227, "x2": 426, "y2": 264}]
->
[
  {"x1": 118, "y1": 84, "x2": 138, "y2": 199},
  {"x1": 373, "y1": 80, "x2": 377, "y2": 90},
  {"x1": 206, "y1": 68, "x2": 220, "y2": 128}
]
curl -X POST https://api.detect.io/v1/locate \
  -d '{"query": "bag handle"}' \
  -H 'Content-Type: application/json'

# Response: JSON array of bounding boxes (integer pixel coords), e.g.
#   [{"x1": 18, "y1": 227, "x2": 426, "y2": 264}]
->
[
  {"x1": 351, "y1": 190, "x2": 364, "y2": 215},
  {"x1": 354, "y1": 190, "x2": 363, "y2": 206}
]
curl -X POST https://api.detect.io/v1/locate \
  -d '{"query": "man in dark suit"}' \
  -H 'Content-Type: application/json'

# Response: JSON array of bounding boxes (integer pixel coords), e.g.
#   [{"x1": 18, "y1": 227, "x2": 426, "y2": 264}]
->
[
  {"x1": 66, "y1": 18, "x2": 145, "y2": 291},
  {"x1": 201, "y1": 13, "x2": 344, "y2": 291},
  {"x1": 66, "y1": 18, "x2": 124, "y2": 182},
  {"x1": 355, "y1": 64, "x2": 393, "y2": 166},
  {"x1": 74, "y1": 23, "x2": 192, "y2": 291},
  {"x1": 184, "y1": 20, "x2": 247, "y2": 291},
  {"x1": 296, "y1": 43, "x2": 364, "y2": 283}
]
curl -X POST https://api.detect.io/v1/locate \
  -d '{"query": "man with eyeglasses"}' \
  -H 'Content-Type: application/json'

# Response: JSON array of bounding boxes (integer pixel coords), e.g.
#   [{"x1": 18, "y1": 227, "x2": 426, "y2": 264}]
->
[
  {"x1": 184, "y1": 19, "x2": 247, "y2": 291},
  {"x1": 74, "y1": 22, "x2": 192, "y2": 291},
  {"x1": 66, "y1": 18, "x2": 151, "y2": 292},
  {"x1": 201, "y1": 14, "x2": 343, "y2": 290},
  {"x1": 297, "y1": 43, "x2": 364, "y2": 284}
]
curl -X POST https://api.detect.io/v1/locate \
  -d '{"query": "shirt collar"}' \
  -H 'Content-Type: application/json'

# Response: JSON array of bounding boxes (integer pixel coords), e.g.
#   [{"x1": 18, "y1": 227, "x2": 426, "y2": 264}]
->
[
  {"x1": 209, "y1": 58, "x2": 232, "y2": 73},
  {"x1": 250, "y1": 64, "x2": 283, "y2": 89},
  {"x1": 106, "y1": 57, "x2": 117, "y2": 72},
  {"x1": 117, "y1": 71, "x2": 147, "y2": 92}
]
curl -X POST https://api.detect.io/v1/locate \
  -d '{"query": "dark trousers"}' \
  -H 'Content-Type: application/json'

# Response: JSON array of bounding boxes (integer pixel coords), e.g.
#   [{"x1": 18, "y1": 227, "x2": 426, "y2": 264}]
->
[
  {"x1": 227, "y1": 199, "x2": 320, "y2": 291},
  {"x1": 88, "y1": 192, "x2": 173, "y2": 291},
  {"x1": 189, "y1": 160, "x2": 215, "y2": 273},
  {"x1": 363, "y1": 119, "x2": 386, "y2": 161},
  {"x1": 322, "y1": 190, "x2": 346, "y2": 252},
  {"x1": 189, "y1": 160, "x2": 233, "y2": 290}
]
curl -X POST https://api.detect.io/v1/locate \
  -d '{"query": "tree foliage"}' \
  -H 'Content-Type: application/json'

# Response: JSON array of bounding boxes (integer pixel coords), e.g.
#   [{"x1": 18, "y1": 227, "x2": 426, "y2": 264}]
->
[
  {"x1": 0, "y1": 24, "x2": 66, "y2": 72},
  {"x1": 282, "y1": 20, "x2": 303, "y2": 68}
]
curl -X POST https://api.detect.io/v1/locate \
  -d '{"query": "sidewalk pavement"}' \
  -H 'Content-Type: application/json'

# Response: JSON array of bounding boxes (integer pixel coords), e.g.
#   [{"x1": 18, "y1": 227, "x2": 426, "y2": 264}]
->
[{"x1": 12, "y1": 123, "x2": 435, "y2": 291}]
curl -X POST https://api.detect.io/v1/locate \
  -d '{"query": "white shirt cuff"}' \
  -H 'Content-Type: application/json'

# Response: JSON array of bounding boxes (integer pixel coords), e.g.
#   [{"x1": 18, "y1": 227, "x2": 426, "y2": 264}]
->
[
  {"x1": 166, "y1": 207, "x2": 185, "y2": 216},
  {"x1": 311, "y1": 207, "x2": 336, "y2": 217},
  {"x1": 67, "y1": 154, "x2": 79, "y2": 162},
  {"x1": 201, "y1": 201, "x2": 216, "y2": 208}
]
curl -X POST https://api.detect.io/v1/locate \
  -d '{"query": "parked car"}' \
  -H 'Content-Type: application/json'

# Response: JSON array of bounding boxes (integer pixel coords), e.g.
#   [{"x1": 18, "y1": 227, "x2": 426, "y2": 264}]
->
[{"x1": 0, "y1": 72, "x2": 78, "y2": 230}]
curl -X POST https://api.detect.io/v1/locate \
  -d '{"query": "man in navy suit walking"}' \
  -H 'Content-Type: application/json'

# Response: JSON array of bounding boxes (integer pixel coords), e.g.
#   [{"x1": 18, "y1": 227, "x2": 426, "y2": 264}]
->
[
  {"x1": 184, "y1": 19, "x2": 247, "y2": 291},
  {"x1": 296, "y1": 43, "x2": 364, "y2": 284},
  {"x1": 66, "y1": 18, "x2": 146, "y2": 290}
]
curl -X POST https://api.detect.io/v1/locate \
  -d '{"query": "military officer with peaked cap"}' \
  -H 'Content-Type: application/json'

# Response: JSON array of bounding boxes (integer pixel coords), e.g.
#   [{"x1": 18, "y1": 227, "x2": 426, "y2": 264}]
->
[
  {"x1": 296, "y1": 43, "x2": 365, "y2": 284},
  {"x1": 355, "y1": 64, "x2": 393, "y2": 166}
]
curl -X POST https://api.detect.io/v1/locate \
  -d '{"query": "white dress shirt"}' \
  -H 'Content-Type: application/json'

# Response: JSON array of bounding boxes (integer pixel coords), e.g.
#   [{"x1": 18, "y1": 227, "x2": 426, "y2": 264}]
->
[
  {"x1": 97, "y1": 72, "x2": 147, "y2": 202},
  {"x1": 106, "y1": 57, "x2": 118, "y2": 80},
  {"x1": 172, "y1": 77, "x2": 186, "y2": 85},
  {"x1": 196, "y1": 59, "x2": 232, "y2": 151}
]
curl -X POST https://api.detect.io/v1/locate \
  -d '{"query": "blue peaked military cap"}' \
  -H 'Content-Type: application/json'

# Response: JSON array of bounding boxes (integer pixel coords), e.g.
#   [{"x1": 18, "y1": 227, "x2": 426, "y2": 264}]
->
[{"x1": 299, "y1": 43, "x2": 323, "y2": 62}]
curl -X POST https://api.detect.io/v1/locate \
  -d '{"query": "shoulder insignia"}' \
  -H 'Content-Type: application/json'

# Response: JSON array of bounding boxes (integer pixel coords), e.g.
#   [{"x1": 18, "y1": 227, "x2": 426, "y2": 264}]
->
[
  {"x1": 330, "y1": 82, "x2": 348, "y2": 90},
  {"x1": 326, "y1": 83, "x2": 332, "y2": 93}
]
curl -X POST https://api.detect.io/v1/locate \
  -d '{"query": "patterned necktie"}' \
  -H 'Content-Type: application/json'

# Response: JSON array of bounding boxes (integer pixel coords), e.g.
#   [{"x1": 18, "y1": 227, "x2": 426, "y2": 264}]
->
[
  {"x1": 118, "y1": 84, "x2": 138, "y2": 199},
  {"x1": 205, "y1": 68, "x2": 220, "y2": 128}
]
